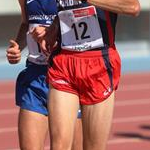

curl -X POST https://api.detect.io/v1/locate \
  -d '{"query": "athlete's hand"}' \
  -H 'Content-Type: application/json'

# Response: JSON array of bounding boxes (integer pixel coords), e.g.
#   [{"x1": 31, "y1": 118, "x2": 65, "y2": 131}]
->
[
  {"x1": 6, "y1": 40, "x2": 21, "y2": 64},
  {"x1": 30, "y1": 25, "x2": 53, "y2": 56},
  {"x1": 30, "y1": 26, "x2": 47, "y2": 43},
  {"x1": 39, "y1": 17, "x2": 59, "y2": 54}
]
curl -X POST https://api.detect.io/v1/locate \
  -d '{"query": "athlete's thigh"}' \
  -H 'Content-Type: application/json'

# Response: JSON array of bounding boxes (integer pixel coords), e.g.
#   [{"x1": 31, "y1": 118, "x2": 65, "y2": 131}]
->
[
  {"x1": 82, "y1": 92, "x2": 115, "y2": 150},
  {"x1": 18, "y1": 109, "x2": 48, "y2": 150},
  {"x1": 71, "y1": 118, "x2": 83, "y2": 150},
  {"x1": 48, "y1": 87, "x2": 80, "y2": 147}
]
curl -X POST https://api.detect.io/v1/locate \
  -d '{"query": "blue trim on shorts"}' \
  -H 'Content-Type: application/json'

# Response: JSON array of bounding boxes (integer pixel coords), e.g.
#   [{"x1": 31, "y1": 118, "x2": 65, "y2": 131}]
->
[
  {"x1": 77, "y1": 110, "x2": 82, "y2": 118},
  {"x1": 18, "y1": 102, "x2": 48, "y2": 115}
]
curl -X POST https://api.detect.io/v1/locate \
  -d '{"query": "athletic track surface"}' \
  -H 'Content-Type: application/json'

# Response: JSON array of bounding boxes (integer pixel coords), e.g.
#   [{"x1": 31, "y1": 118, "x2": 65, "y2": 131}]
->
[{"x1": 0, "y1": 72, "x2": 150, "y2": 150}]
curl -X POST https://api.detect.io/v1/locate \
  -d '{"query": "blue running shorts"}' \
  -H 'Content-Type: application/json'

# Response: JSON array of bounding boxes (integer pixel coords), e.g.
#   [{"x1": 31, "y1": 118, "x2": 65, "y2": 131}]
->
[{"x1": 16, "y1": 61, "x2": 81, "y2": 118}]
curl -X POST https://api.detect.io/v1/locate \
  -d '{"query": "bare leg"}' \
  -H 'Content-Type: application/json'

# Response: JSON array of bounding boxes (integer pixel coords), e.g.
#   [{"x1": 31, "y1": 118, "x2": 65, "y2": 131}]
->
[
  {"x1": 48, "y1": 88, "x2": 80, "y2": 150},
  {"x1": 82, "y1": 92, "x2": 115, "y2": 150},
  {"x1": 18, "y1": 109, "x2": 48, "y2": 150},
  {"x1": 71, "y1": 118, "x2": 83, "y2": 150}
]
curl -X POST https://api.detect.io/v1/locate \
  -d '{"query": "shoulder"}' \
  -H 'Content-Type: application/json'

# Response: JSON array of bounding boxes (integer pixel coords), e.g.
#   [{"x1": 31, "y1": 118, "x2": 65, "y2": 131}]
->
[{"x1": 18, "y1": 0, "x2": 26, "y2": 7}]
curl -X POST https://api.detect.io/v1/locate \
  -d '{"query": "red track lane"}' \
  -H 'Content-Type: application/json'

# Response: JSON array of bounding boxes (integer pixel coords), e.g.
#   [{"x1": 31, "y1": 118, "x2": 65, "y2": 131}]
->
[{"x1": 0, "y1": 73, "x2": 150, "y2": 150}]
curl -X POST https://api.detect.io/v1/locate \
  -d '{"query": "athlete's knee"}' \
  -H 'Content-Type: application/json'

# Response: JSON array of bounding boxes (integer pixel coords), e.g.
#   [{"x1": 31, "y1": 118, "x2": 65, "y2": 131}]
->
[
  {"x1": 51, "y1": 141, "x2": 71, "y2": 150},
  {"x1": 20, "y1": 144, "x2": 43, "y2": 150},
  {"x1": 83, "y1": 137, "x2": 106, "y2": 150},
  {"x1": 51, "y1": 135, "x2": 72, "y2": 150},
  {"x1": 51, "y1": 129, "x2": 73, "y2": 150}
]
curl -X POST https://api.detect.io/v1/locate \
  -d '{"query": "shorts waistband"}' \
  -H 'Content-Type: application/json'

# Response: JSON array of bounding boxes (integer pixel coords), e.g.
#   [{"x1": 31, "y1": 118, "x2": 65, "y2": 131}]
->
[
  {"x1": 60, "y1": 47, "x2": 116, "y2": 57},
  {"x1": 26, "y1": 60, "x2": 47, "y2": 68}
]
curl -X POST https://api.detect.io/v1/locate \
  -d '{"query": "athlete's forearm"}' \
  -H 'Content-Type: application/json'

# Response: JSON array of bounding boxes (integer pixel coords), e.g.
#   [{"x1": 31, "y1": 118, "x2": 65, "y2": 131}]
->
[
  {"x1": 87, "y1": 0, "x2": 141, "y2": 16},
  {"x1": 15, "y1": 22, "x2": 28, "y2": 51}
]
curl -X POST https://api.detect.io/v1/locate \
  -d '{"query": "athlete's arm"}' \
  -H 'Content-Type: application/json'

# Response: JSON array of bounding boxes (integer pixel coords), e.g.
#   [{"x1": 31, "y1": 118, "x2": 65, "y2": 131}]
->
[
  {"x1": 15, "y1": 0, "x2": 28, "y2": 50},
  {"x1": 87, "y1": 0, "x2": 141, "y2": 16},
  {"x1": 38, "y1": 16, "x2": 59, "y2": 53},
  {"x1": 6, "y1": 0, "x2": 28, "y2": 64}
]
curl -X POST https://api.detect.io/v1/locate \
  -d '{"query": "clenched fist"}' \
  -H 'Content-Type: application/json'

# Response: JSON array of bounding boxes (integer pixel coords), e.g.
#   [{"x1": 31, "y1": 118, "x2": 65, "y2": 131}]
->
[{"x1": 6, "y1": 40, "x2": 21, "y2": 64}]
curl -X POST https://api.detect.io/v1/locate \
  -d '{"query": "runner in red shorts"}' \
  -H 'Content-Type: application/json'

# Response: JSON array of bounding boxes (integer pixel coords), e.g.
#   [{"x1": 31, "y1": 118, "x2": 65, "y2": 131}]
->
[{"x1": 40, "y1": 0, "x2": 141, "y2": 149}]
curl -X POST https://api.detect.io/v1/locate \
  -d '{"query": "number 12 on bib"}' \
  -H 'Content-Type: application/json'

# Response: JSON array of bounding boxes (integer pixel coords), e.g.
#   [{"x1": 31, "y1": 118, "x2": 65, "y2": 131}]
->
[{"x1": 58, "y1": 5, "x2": 104, "y2": 51}]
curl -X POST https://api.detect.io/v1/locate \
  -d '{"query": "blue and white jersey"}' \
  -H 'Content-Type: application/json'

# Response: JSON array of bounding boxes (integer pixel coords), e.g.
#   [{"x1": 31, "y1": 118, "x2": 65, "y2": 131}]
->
[{"x1": 26, "y1": 0, "x2": 57, "y2": 65}]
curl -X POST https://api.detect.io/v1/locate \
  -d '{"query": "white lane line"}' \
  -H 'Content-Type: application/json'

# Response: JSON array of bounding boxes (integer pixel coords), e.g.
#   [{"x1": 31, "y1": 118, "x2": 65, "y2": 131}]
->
[
  {"x1": 6, "y1": 138, "x2": 140, "y2": 149},
  {"x1": 3, "y1": 147, "x2": 50, "y2": 150},
  {"x1": 113, "y1": 115, "x2": 150, "y2": 123},
  {"x1": 0, "y1": 109, "x2": 18, "y2": 115},
  {"x1": 115, "y1": 98, "x2": 150, "y2": 106},
  {"x1": 118, "y1": 83, "x2": 150, "y2": 92},
  {"x1": 108, "y1": 138, "x2": 140, "y2": 144},
  {"x1": 1, "y1": 116, "x2": 150, "y2": 134},
  {"x1": 6, "y1": 149, "x2": 19, "y2": 150},
  {"x1": 0, "y1": 127, "x2": 17, "y2": 133}
]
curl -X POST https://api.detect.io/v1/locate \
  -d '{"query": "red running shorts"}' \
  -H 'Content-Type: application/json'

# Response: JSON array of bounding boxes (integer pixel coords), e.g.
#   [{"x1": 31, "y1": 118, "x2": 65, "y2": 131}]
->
[{"x1": 47, "y1": 47, "x2": 121, "y2": 105}]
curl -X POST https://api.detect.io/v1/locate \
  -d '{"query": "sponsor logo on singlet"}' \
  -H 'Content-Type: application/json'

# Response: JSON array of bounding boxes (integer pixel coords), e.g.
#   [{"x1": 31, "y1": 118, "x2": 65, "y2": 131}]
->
[
  {"x1": 58, "y1": 0, "x2": 81, "y2": 7},
  {"x1": 28, "y1": 15, "x2": 56, "y2": 22},
  {"x1": 27, "y1": 0, "x2": 35, "y2": 4}
]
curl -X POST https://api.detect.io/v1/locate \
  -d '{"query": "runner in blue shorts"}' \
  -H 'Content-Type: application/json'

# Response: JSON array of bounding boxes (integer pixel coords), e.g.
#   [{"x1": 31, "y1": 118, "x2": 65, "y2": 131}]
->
[{"x1": 6, "y1": 0, "x2": 82, "y2": 150}]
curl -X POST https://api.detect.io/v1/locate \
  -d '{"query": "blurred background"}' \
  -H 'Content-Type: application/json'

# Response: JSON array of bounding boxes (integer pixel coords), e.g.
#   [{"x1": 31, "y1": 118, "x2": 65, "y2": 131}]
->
[
  {"x1": 0, "y1": 0, "x2": 150, "y2": 150},
  {"x1": 0, "y1": 0, "x2": 150, "y2": 78}
]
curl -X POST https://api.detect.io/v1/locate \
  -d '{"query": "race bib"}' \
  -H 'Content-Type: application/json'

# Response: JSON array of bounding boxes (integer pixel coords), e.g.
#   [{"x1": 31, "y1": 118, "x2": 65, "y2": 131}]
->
[{"x1": 58, "y1": 6, "x2": 104, "y2": 51}]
